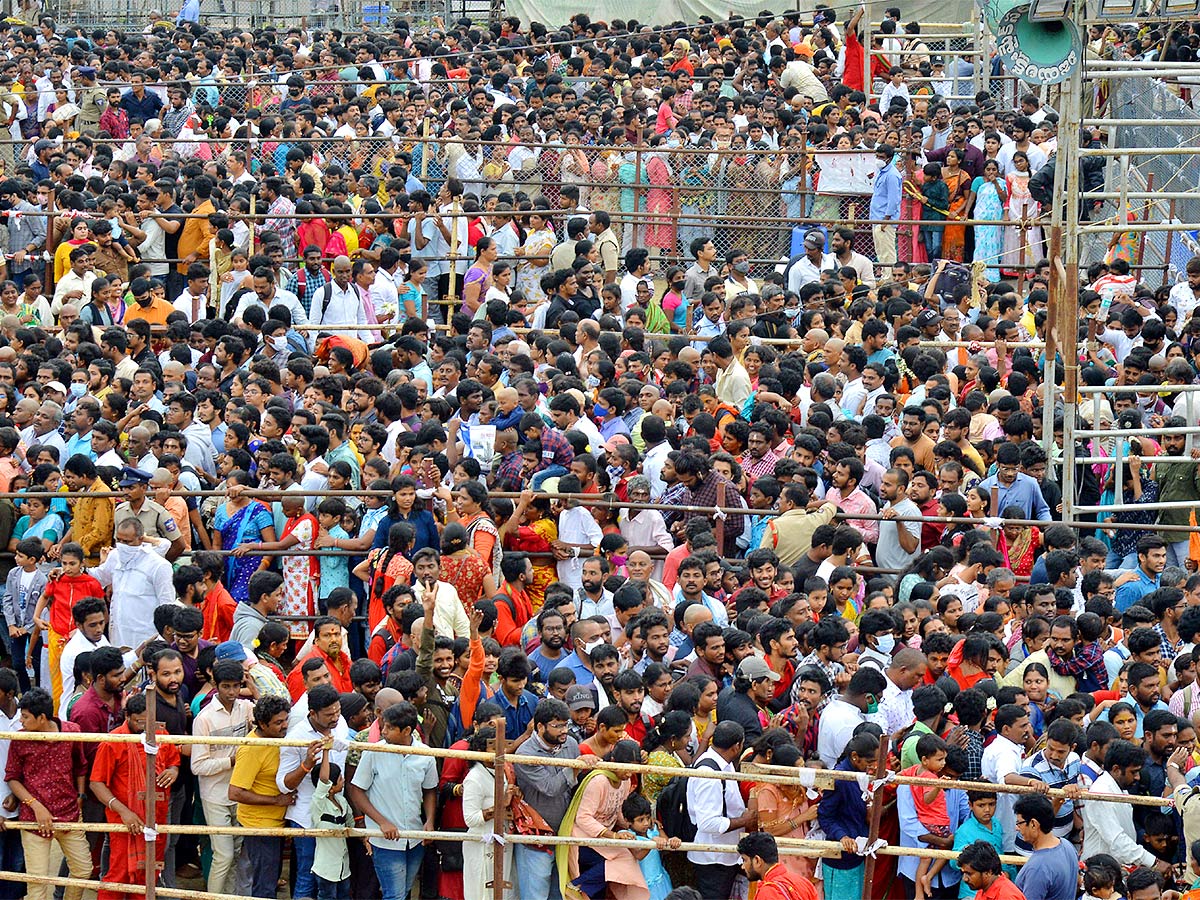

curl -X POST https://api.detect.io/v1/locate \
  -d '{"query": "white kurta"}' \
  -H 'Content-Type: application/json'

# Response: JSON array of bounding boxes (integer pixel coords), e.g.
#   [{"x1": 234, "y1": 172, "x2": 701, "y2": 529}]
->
[
  {"x1": 462, "y1": 765, "x2": 510, "y2": 900},
  {"x1": 88, "y1": 543, "x2": 176, "y2": 649}
]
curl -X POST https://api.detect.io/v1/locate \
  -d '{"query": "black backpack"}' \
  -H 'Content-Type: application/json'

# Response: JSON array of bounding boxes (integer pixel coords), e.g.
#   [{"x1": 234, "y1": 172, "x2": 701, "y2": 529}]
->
[{"x1": 657, "y1": 758, "x2": 724, "y2": 841}]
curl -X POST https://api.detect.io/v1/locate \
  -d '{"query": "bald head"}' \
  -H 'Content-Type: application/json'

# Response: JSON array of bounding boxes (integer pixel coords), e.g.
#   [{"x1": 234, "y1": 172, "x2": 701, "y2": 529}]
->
[
  {"x1": 683, "y1": 603, "x2": 714, "y2": 630},
  {"x1": 332, "y1": 255, "x2": 352, "y2": 284},
  {"x1": 374, "y1": 687, "x2": 403, "y2": 713}
]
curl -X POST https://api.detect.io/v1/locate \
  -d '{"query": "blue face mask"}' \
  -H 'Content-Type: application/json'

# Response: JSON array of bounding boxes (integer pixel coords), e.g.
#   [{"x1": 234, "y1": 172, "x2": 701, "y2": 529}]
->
[
  {"x1": 70, "y1": 383, "x2": 86, "y2": 398},
  {"x1": 876, "y1": 634, "x2": 897, "y2": 656},
  {"x1": 593, "y1": 403, "x2": 608, "y2": 420}
]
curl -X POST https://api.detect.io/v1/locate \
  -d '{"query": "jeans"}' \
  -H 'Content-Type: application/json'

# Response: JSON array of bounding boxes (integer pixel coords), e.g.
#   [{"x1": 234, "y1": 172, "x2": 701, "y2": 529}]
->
[
  {"x1": 241, "y1": 835, "x2": 282, "y2": 899},
  {"x1": 1106, "y1": 549, "x2": 1138, "y2": 570},
  {"x1": 530, "y1": 465, "x2": 568, "y2": 490},
  {"x1": 1169, "y1": 538, "x2": 1192, "y2": 569},
  {"x1": 315, "y1": 875, "x2": 350, "y2": 900},
  {"x1": 514, "y1": 844, "x2": 561, "y2": 900},
  {"x1": 0, "y1": 828, "x2": 24, "y2": 899},
  {"x1": 8, "y1": 633, "x2": 29, "y2": 692},
  {"x1": 199, "y1": 799, "x2": 240, "y2": 895},
  {"x1": 288, "y1": 821, "x2": 317, "y2": 899},
  {"x1": 372, "y1": 843, "x2": 425, "y2": 900}
]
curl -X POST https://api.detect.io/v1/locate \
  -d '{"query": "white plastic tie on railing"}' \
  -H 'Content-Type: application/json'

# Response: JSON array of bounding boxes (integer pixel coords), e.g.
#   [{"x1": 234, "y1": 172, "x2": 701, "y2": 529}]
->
[
  {"x1": 481, "y1": 832, "x2": 506, "y2": 846},
  {"x1": 796, "y1": 768, "x2": 821, "y2": 798},
  {"x1": 713, "y1": 509, "x2": 727, "y2": 521},
  {"x1": 142, "y1": 738, "x2": 158, "y2": 755},
  {"x1": 143, "y1": 827, "x2": 157, "y2": 843},
  {"x1": 856, "y1": 837, "x2": 888, "y2": 857}
]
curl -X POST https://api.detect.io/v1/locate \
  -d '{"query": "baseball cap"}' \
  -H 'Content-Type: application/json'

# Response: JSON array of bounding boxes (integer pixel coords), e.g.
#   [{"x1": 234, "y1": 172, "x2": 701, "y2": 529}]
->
[
  {"x1": 44, "y1": 381, "x2": 66, "y2": 395},
  {"x1": 214, "y1": 640, "x2": 248, "y2": 662},
  {"x1": 565, "y1": 685, "x2": 596, "y2": 712},
  {"x1": 913, "y1": 309, "x2": 942, "y2": 328},
  {"x1": 803, "y1": 231, "x2": 825, "y2": 250},
  {"x1": 738, "y1": 656, "x2": 781, "y2": 682}
]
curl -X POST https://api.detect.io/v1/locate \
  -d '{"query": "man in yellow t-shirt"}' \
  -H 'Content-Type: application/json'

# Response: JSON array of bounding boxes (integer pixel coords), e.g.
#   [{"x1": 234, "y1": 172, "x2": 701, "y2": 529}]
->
[{"x1": 228, "y1": 694, "x2": 295, "y2": 897}]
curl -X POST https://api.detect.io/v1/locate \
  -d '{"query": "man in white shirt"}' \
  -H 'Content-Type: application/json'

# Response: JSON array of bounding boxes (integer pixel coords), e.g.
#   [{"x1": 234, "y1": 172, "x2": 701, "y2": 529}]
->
[
  {"x1": 371, "y1": 248, "x2": 401, "y2": 322},
  {"x1": 620, "y1": 248, "x2": 654, "y2": 311},
  {"x1": 411, "y1": 550, "x2": 470, "y2": 638},
  {"x1": 191, "y1": 654, "x2": 254, "y2": 895},
  {"x1": 687, "y1": 721, "x2": 756, "y2": 900},
  {"x1": 980, "y1": 704, "x2": 1033, "y2": 851},
  {"x1": 87, "y1": 518, "x2": 175, "y2": 650},
  {"x1": 277, "y1": 684, "x2": 350, "y2": 900},
  {"x1": 554, "y1": 476, "x2": 603, "y2": 591},
  {"x1": 58, "y1": 596, "x2": 137, "y2": 717},
  {"x1": 817, "y1": 667, "x2": 886, "y2": 767},
  {"x1": 1083, "y1": 739, "x2": 1168, "y2": 871},
  {"x1": 1170, "y1": 258, "x2": 1200, "y2": 323},
  {"x1": 311, "y1": 255, "x2": 370, "y2": 342},
  {"x1": 785, "y1": 231, "x2": 832, "y2": 294}
]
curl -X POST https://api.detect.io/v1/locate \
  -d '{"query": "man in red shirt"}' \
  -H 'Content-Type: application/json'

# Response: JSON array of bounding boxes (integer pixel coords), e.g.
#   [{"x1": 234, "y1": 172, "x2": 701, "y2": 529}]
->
[
  {"x1": 4, "y1": 687, "x2": 93, "y2": 900},
  {"x1": 738, "y1": 832, "x2": 817, "y2": 900},
  {"x1": 196, "y1": 552, "x2": 237, "y2": 643},
  {"x1": 958, "y1": 840, "x2": 1026, "y2": 900},
  {"x1": 286, "y1": 617, "x2": 353, "y2": 700}
]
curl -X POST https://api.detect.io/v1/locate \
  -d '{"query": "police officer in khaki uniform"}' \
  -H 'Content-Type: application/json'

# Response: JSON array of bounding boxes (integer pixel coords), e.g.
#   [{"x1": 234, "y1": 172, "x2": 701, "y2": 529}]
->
[{"x1": 113, "y1": 466, "x2": 183, "y2": 561}]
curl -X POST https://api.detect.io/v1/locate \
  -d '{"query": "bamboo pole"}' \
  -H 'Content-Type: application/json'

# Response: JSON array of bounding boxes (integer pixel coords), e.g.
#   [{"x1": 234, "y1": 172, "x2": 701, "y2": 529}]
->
[
  {"x1": 145, "y1": 684, "x2": 158, "y2": 900},
  {"x1": 491, "y1": 719, "x2": 508, "y2": 900}
]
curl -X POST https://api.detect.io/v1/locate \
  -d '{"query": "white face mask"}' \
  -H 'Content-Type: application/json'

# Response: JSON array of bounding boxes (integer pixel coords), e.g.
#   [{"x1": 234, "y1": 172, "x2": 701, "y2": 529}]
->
[{"x1": 582, "y1": 638, "x2": 604, "y2": 656}]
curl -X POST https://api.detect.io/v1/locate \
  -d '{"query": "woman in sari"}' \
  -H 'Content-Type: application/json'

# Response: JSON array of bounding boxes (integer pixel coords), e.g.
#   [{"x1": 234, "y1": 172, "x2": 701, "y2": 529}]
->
[
  {"x1": 970, "y1": 159, "x2": 1008, "y2": 282},
  {"x1": 233, "y1": 494, "x2": 318, "y2": 641},
  {"x1": 211, "y1": 469, "x2": 276, "y2": 603},
  {"x1": 557, "y1": 740, "x2": 649, "y2": 900},
  {"x1": 644, "y1": 136, "x2": 676, "y2": 257},
  {"x1": 443, "y1": 480, "x2": 502, "y2": 583},
  {"x1": 438, "y1": 701, "x2": 504, "y2": 900},
  {"x1": 461, "y1": 236, "x2": 497, "y2": 319},
  {"x1": 559, "y1": 131, "x2": 592, "y2": 206},
  {"x1": 515, "y1": 206, "x2": 555, "y2": 306},
  {"x1": 898, "y1": 152, "x2": 927, "y2": 264},
  {"x1": 640, "y1": 710, "x2": 692, "y2": 805},
  {"x1": 440, "y1": 522, "x2": 498, "y2": 609},
  {"x1": 754, "y1": 742, "x2": 819, "y2": 881},
  {"x1": 941, "y1": 148, "x2": 974, "y2": 262},
  {"x1": 1000, "y1": 505, "x2": 1041, "y2": 577},
  {"x1": 500, "y1": 490, "x2": 557, "y2": 611}
]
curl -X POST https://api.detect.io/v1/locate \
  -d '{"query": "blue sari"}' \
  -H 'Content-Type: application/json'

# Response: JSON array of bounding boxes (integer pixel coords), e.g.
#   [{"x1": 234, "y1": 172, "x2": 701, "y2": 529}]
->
[{"x1": 213, "y1": 500, "x2": 273, "y2": 602}]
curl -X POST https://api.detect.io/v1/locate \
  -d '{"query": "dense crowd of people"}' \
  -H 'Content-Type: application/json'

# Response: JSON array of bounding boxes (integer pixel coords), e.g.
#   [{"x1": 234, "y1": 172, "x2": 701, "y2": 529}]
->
[{"x1": 0, "y1": 5, "x2": 1192, "y2": 900}]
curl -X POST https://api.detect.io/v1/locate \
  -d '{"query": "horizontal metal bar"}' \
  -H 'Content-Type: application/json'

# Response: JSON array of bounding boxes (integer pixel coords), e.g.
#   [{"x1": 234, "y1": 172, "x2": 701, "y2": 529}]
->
[
  {"x1": 1074, "y1": 426, "x2": 1200, "y2": 438},
  {"x1": 1075, "y1": 500, "x2": 1200, "y2": 512},
  {"x1": 1075, "y1": 456, "x2": 1199, "y2": 463},
  {"x1": 1078, "y1": 384, "x2": 1200, "y2": 393}
]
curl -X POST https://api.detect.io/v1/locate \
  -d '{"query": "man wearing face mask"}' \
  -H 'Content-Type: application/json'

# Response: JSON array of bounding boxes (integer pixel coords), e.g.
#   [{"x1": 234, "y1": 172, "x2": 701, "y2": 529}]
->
[
  {"x1": 563, "y1": 618, "x2": 606, "y2": 685},
  {"x1": 817, "y1": 666, "x2": 888, "y2": 767},
  {"x1": 871, "y1": 144, "x2": 903, "y2": 266}
]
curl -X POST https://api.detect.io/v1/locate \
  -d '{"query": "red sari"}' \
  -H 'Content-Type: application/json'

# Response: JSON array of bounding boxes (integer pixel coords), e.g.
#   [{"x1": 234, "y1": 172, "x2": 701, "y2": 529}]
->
[{"x1": 440, "y1": 549, "x2": 491, "y2": 608}]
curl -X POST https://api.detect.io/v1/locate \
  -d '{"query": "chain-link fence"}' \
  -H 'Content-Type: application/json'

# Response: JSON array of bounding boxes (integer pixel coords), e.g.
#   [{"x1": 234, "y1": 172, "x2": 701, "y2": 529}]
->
[{"x1": 1079, "y1": 76, "x2": 1200, "y2": 287}]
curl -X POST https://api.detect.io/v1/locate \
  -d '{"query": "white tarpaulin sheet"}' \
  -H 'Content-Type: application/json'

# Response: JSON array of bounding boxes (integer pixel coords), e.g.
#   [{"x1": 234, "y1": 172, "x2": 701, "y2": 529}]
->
[
  {"x1": 504, "y1": 0, "x2": 975, "y2": 29},
  {"x1": 814, "y1": 151, "x2": 876, "y2": 195}
]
